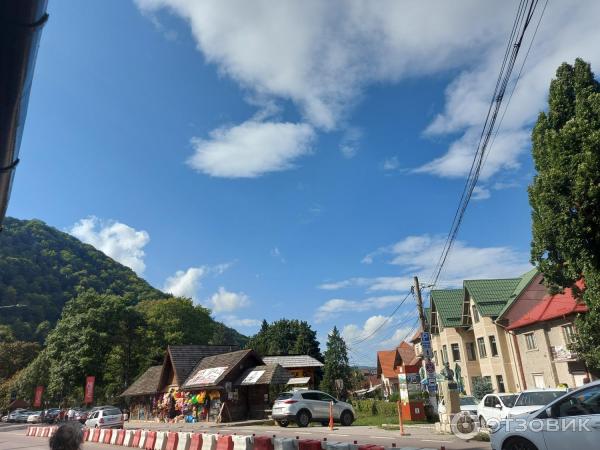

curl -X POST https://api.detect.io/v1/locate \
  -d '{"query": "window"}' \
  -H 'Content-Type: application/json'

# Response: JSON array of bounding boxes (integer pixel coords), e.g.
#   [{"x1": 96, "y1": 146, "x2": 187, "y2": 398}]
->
[
  {"x1": 451, "y1": 343, "x2": 461, "y2": 361},
  {"x1": 532, "y1": 373, "x2": 545, "y2": 389},
  {"x1": 489, "y1": 335, "x2": 498, "y2": 357},
  {"x1": 477, "y1": 337, "x2": 487, "y2": 358},
  {"x1": 433, "y1": 351, "x2": 438, "y2": 365},
  {"x1": 472, "y1": 305, "x2": 480, "y2": 323},
  {"x1": 525, "y1": 332, "x2": 537, "y2": 350},
  {"x1": 318, "y1": 393, "x2": 336, "y2": 403},
  {"x1": 550, "y1": 385, "x2": 600, "y2": 417},
  {"x1": 562, "y1": 324, "x2": 575, "y2": 344},
  {"x1": 442, "y1": 345, "x2": 449, "y2": 364},
  {"x1": 466, "y1": 342, "x2": 476, "y2": 361},
  {"x1": 484, "y1": 375, "x2": 492, "y2": 386},
  {"x1": 484, "y1": 395, "x2": 497, "y2": 407},
  {"x1": 301, "y1": 392, "x2": 320, "y2": 400},
  {"x1": 496, "y1": 375, "x2": 505, "y2": 393}
]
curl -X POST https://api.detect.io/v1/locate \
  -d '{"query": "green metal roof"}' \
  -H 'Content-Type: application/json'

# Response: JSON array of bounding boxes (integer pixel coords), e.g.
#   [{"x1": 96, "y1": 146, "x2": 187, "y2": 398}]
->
[
  {"x1": 464, "y1": 278, "x2": 522, "y2": 317},
  {"x1": 430, "y1": 289, "x2": 465, "y2": 327},
  {"x1": 497, "y1": 268, "x2": 539, "y2": 319}
]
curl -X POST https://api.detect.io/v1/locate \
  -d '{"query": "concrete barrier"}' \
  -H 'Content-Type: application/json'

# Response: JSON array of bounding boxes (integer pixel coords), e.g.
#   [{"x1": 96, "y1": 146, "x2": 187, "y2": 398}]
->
[
  {"x1": 165, "y1": 431, "x2": 179, "y2": 450},
  {"x1": 201, "y1": 433, "x2": 216, "y2": 450},
  {"x1": 177, "y1": 432, "x2": 191, "y2": 450},
  {"x1": 274, "y1": 437, "x2": 298, "y2": 450},
  {"x1": 139, "y1": 430, "x2": 149, "y2": 449},
  {"x1": 87, "y1": 428, "x2": 96, "y2": 442},
  {"x1": 82, "y1": 428, "x2": 90, "y2": 442},
  {"x1": 117, "y1": 429, "x2": 127, "y2": 446},
  {"x1": 253, "y1": 436, "x2": 273, "y2": 450},
  {"x1": 216, "y1": 434, "x2": 234, "y2": 450},
  {"x1": 99, "y1": 428, "x2": 107, "y2": 443},
  {"x1": 124, "y1": 430, "x2": 135, "y2": 447},
  {"x1": 145, "y1": 430, "x2": 157, "y2": 450},
  {"x1": 104, "y1": 429, "x2": 114, "y2": 444},
  {"x1": 132, "y1": 429, "x2": 143, "y2": 447},
  {"x1": 48, "y1": 426, "x2": 58, "y2": 437},
  {"x1": 111, "y1": 429, "x2": 119, "y2": 445},
  {"x1": 298, "y1": 440, "x2": 321, "y2": 450},
  {"x1": 155, "y1": 431, "x2": 168, "y2": 450},
  {"x1": 92, "y1": 428, "x2": 101, "y2": 442},
  {"x1": 36, "y1": 427, "x2": 44, "y2": 437},
  {"x1": 190, "y1": 433, "x2": 203, "y2": 450},
  {"x1": 26, "y1": 426, "x2": 34, "y2": 436},
  {"x1": 232, "y1": 435, "x2": 253, "y2": 450}
]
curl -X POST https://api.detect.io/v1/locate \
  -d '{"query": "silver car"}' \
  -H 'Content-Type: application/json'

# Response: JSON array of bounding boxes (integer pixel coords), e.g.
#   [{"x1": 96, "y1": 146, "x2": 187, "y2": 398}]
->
[
  {"x1": 272, "y1": 390, "x2": 355, "y2": 427},
  {"x1": 84, "y1": 407, "x2": 123, "y2": 429}
]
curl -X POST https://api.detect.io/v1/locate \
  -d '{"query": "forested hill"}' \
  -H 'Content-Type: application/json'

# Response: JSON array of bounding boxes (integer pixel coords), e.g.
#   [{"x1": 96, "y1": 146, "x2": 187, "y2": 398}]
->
[
  {"x1": 0, "y1": 217, "x2": 166, "y2": 342},
  {"x1": 0, "y1": 217, "x2": 246, "y2": 347}
]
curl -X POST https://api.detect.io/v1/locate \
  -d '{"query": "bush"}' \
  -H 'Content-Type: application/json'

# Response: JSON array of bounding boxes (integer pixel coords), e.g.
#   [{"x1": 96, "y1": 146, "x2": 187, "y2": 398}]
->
[{"x1": 472, "y1": 377, "x2": 493, "y2": 401}]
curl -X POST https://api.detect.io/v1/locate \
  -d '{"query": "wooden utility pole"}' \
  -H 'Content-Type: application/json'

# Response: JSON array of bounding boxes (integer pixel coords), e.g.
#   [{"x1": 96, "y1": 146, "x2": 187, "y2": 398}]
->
[{"x1": 414, "y1": 276, "x2": 438, "y2": 413}]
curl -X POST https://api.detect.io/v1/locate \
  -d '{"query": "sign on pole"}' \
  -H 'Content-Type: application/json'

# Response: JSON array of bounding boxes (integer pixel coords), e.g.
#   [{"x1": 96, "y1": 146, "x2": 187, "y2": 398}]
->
[
  {"x1": 84, "y1": 376, "x2": 95, "y2": 404},
  {"x1": 33, "y1": 386, "x2": 44, "y2": 407}
]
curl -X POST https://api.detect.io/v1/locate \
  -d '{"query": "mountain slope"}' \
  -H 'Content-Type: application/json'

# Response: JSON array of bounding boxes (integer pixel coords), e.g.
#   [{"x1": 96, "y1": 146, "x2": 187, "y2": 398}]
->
[{"x1": 0, "y1": 217, "x2": 245, "y2": 346}]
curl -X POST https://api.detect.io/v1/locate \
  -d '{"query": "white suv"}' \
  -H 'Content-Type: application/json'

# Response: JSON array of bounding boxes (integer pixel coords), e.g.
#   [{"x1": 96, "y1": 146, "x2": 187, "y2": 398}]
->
[
  {"x1": 84, "y1": 407, "x2": 123, "y2": 429},
  {"x1": 272, "y1": 390, "x2": 355, "y2": 427}
]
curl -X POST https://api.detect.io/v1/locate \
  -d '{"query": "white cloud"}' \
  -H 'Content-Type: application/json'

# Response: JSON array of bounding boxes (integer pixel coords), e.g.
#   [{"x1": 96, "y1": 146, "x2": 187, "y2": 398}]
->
[
  {"x1": 136, "y1": 1, "x2": 600, "y2": 182},
  {"x1": 70, "y1": 216, "x2": 149, "y2": 274},
  {"x1": 315, "y1": 294, "x2": 412, "y2": 323},
  {"x1": 339, "y1": 127, "x2": 362, "y2": 159},
  {"x1": 209, "y1": 287, "x2": 250, "y2": 312},
  {"x1": 319, "y1": 276, "x2": 410, "y2": 292},
  {"x1": 368, "y1": 234, "x2": 532, "y2": 287},
  {"x1": 163, "y1": 267, "x2": 206, "y2": 299},
  {"x1": 472, "y1": 186, "x2": 491, "y2": 201},
  {"x1": 187, "y1": 121, "x2": 315, "y2": 178},
  {"x1": 220, "y1": 315, "x2": 261, "y2": 328},
  {"x1": 342, "y1": 314, "x2": 419, "y2": 365},
  {"x1": 382, "y1": 156, "x2": 399, "y2": 171}
]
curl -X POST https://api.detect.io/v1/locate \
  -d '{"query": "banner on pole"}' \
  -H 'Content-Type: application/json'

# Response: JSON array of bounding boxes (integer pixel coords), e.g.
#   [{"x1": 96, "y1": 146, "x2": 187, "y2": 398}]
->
[
  {"x1": 33, "y1": 386, "x2": 44, "y2": 407},
  {"x1": 84, "y1": 376, "x2": 95, "y2": 404}
]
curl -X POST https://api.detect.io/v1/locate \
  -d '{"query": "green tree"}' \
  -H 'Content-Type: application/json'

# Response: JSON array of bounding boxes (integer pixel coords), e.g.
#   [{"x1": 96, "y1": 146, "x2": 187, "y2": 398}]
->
[
  {"x1": 529, "y1": 58, "x2": 600, "y2": 371},
  {"x1": 246, "y1": 319, "x2": 322, "y2": 359},
  {"x1": 320, "y1": 326, "x2": 351, "y2": 397},
  {"x1": 0, "y1": 341, "x2": 40, "y2": 382},
  {"x1": 472, "y1": 377, "x2": 493, "y2": 402}
]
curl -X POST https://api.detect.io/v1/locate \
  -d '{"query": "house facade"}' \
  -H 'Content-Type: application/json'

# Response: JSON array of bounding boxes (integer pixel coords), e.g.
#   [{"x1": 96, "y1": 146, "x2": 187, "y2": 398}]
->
[
  {"x1": 502, "y1": 279, "x2": 590, "y2": 389},
  {"x1": 430, "y1": 269, "x2": 593, "y2": 395}
]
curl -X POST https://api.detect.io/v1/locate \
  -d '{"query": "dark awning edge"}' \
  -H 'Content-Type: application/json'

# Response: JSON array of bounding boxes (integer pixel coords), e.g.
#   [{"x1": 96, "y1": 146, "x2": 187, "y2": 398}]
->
[{"x1": 0, "y1": 0, "x2": 49, "y2": 229}]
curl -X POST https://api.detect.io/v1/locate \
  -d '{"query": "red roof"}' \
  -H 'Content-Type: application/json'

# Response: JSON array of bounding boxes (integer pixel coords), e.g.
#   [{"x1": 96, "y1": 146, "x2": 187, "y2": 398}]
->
[
  {"x1": 377, "y1": 350, "x2": 400, "y2": 378},
  {"x1": 507, "y1": 280, "x2": 587, "y2": 330},
  {"x1": 397, "y1": 341, "x2": 420, "y2": 367}
]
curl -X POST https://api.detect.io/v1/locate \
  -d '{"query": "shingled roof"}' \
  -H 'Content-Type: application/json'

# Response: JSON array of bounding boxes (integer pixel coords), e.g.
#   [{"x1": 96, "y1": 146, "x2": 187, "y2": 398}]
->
[
  {"x1": 235, "y1": 364, "x2": 292, "y2": 386},
  {"x1": 165, "y1": 345, "x2": 239, "y2": 386},
  {"x1": 464, "y1": 278, "x2": 522, "y2": 317},
  {"x1": 120, "y1": 365, "x2": 162, "y2": 397},
  {"x1": 430, "y1": 289, "x2": 465, "y2": 327},
  {"x1": 183, "y1": 349, "x2": 262, "y2": 389},
  {"x1": 262, "y1": 355, "x2": 323, "y2": 368},
  {"x1": 397, "y1": 341, "x2": 420, "y2": 366}
]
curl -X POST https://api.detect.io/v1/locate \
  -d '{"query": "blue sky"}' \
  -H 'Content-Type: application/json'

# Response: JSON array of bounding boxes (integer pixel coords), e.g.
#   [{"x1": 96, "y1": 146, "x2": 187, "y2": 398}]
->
[{"x1": 8, "y1": 1, "x2": 600, "y2": 364}]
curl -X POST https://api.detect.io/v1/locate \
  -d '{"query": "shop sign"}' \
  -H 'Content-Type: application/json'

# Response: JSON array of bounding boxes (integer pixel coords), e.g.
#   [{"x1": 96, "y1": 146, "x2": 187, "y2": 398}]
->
[
  {"x1": 187, "y1": 366, "x2": 227, "y2": 386},
  {"x1": 241, "y1": 370, "x2": 265, "y2": 385}
]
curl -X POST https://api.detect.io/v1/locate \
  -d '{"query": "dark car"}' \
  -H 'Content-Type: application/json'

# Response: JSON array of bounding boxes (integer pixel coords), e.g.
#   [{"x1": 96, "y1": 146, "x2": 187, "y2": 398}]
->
[{"x1": 43, "y1": 408, "x2": 61, "y2": 424}]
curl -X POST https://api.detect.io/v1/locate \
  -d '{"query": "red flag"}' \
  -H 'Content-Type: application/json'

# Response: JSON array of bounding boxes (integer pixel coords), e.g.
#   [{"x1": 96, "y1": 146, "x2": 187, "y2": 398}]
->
[
  {"x1": 33, "y1": 386, "x2": 44, "y2": 408},
  {"x1": 84, "y1": 376, "x2": 95, "y2": 404}
]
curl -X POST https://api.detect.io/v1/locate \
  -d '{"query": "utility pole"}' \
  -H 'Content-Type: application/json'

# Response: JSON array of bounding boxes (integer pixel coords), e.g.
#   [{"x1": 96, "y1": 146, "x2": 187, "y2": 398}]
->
[{"x1": 414, "y1": 276, "x2": 438, "y2": 414}]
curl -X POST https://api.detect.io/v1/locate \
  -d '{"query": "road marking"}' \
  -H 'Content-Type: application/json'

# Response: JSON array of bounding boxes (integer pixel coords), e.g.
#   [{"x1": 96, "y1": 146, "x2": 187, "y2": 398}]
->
[{"x1": 421, "y1": 439, "x2": 452, "y2": 443}]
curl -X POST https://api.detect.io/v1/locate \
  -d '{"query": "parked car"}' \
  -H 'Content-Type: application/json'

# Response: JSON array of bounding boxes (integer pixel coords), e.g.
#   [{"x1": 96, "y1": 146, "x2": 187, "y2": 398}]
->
[
  {"x1": 490, "y1": 380, "x2": 600, "y2": 450},
  {"x1": 74, "y1": 409, "x2": 90, "y2": 424},
  {"x1": 477, "y1": 393, "x2": 518, "y2": 426},
  {"x1": 1, "y1": 414, "x2": 8, "y2": 422},
  {"x1": 479, "y1": 390, "x2": 568, "y2": 427},
  {"x1": 84, "y1": 407, "x2": 123, "y2": 429},
  {"x1": 14, "y1": 410, "x2": 34, "y2": 423},
  {"x1": 438, "y1": 395, "x2": 479, "y2": 418},
  {"x1": 26, "y1": 411, "x2": 43, "y2": 423},
  {"x1": 7, "y1": 409, "x2": 25, "y2": 422},
  {"x1": 42, "y1": 408, "x2": 61, "y2": 424},
  {"x1": 272, "y1": 390, "x2": 355, "y2": 427}
]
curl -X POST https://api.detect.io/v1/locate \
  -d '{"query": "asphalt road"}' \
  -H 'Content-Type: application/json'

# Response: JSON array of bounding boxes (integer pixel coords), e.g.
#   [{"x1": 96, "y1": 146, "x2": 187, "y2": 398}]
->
[{"x1": 0, "y1": 423, "x2": 491, "y2": 450}]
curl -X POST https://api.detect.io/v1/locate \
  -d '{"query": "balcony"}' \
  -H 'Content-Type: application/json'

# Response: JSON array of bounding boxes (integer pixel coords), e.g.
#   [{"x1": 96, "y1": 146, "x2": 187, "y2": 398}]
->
[{"x1": 551, "y1": 345, "x2": 577, "y2": 362}]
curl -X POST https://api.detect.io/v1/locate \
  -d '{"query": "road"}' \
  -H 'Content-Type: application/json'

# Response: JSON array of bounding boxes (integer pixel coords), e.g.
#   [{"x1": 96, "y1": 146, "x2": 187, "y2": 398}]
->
[{"x1": 0, "y1": 423, "x2": 491, "y2": 450}]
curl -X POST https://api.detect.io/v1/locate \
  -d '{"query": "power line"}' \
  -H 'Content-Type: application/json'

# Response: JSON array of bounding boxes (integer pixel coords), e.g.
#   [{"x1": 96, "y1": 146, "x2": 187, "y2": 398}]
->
[
  {"x1": 428, "y1": 0, "x2": 543, "y2": 288},
  {"x1": 346, "y1": 289, "x2": 414, "y2": 347}
]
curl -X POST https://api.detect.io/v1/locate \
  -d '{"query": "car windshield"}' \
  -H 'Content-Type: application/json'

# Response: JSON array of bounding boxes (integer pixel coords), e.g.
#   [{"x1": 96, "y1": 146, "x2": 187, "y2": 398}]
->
[
  {"x1": 515, "y1": 391, "x2": 565, "y2": 407},
  {"x1": 276, "y1": 393, "x2": 294, "y2": 401},
  {"x1": 460, "y1": 397, "x2": 477, "y2": 406},
  {"x1": 500, "y1": 395, "x2": 518, "y2": 407}
]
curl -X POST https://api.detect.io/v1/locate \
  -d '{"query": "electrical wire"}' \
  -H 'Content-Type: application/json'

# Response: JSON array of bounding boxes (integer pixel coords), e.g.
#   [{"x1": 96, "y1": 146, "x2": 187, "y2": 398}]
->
[{"x1": 428, "y1": 0, "x2": 543, "y2": 289}]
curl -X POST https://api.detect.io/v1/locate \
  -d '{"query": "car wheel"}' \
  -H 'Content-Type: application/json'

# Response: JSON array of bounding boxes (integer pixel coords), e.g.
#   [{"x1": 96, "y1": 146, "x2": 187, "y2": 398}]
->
[
  {"x1": 276, "y1": 420, "x2": 289, "y2": 427},
  {"x1": 296, "y1": 410, "x2": 311, "y2": 428},
  {"x1": 479, "y1": 416, "x2": 486, "y2": 428},
  {"x1": 502, "y1": 437, "x2": 538, "y2": 450},
  {"x1": 340, "y1": 411, "x2": 353, "y2": 426}
]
